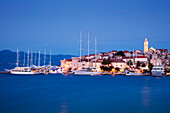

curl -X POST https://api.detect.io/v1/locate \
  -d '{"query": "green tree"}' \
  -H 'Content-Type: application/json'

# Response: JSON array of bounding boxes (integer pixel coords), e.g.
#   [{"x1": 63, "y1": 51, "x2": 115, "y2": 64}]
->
[
  {"x1": 100, "y1": 66, "x2": 108, "y2": 71},
  {"x1": 109, "y1": 66, "x2": 114, "y2": 71},
  {"x1": 102, "y1": 58, "x2": 111, "y2": 67},
  {"x1": 164, "y1": 68, "x2": 168, "y2": 75},
  {"x1": 115, "y1": 67, "x2": 120, "y2": 72},
  {"x1": 100, "y1": 66, "x2": 114, "y2": 72},
  {"x1": 127, "y1": 60, "x2": 133, "y2": 65},
  {"x1": 68, "y1": 67, "x2": 72, "y2": 72},
  {"x1": 141, "y1": 63, "x2": 146, "y2": 67},
  {"x1": 115, "y1": 51, "x2": 125, "y2": 56},
  {"x1": 148, "y1": 63, "x2": 153, "y2": 73},
  {"x1": 136, "y1": 61, "x2": 141, "y2": 67}
]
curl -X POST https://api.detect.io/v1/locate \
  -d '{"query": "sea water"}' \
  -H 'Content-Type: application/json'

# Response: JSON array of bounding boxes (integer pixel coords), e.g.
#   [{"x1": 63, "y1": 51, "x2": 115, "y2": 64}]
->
[{"x1": 0, "y1": 74, "x2": 170, "y2": 113}]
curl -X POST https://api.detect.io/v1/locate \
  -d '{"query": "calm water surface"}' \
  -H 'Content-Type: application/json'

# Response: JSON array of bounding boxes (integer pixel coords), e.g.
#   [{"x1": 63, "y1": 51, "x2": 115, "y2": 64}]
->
[{"x1": 0, "y1": 74, "x2": 170, "y2": 113}]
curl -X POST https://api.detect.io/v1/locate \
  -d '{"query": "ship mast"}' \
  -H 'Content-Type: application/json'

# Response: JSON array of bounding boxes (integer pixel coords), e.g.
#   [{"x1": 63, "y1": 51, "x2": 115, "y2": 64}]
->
[
  {"x1": 80, "y1": 31, "x2": 82, "y2": 69},
  {"x1": 34, "y1": 52, "x2": 36, "y2": 66},
  {"x1": 88, "y1": 31, "x2": 90, "y2": 67},
  {"x1": 30, "y1": 51, "x2": 33, "y2": 66},
  {"x1": 44, "y1": 49, "x2": 46, "y2": 67},
  {"x1": 38, "y1": 50, "x2": 40, "y2": 67},
  {"x1": 27, "y1": 49, "x2": 29, "y2": 67},
  {"x1": 16, "y1": 48, "x2": 19, "y2": 67},
  {"x1": 95, "y1": 36, "x2": 97, "y2": 67},
  {"x1": 49, "y1": 49, "x2": 51, "y2": 66},
  {"x1": 133, "y1": 49, "x2": 135, "y2": 65},
  {"x1": 23, "y1": 52, "x2": 25, "y2": 67}
]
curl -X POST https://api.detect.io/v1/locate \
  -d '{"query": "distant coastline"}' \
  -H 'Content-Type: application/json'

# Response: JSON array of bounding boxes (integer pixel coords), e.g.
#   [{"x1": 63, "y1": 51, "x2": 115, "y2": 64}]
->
[{"x1": 0, "y1": 50, "x2": 77, "y2": 71}]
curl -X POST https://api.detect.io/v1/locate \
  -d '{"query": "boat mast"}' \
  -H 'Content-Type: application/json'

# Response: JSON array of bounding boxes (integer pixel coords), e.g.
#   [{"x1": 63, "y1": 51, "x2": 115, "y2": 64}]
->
[
  {"x1": 16, "y1": 48, "x2": 19, "y2": 67},
  {"x1": 44, "y1": 49, "x2": 46, "y2": 67},
  {"x1": 34, "y1": 52, "x2": 36, "y2": 66},
  {"x1": 95, "y1": 36, "x2": 97, "y2": 67},
  {"x1": 80, "y1": 31, "x2": 82, "y2": 69},
  {"x1": 38, "y1": 50, "x2": 40, "y2": 67},
  {"x1": 30, "y1": 51, "x2": 33, "y2": 66},
  {"x1": 133, "y1": 49, "x2": 135, "y2": 65},
  {"x1": 23, "y1": 52, "x2": 25, "y2": 67},
  {"x1": 88, "y1": 31, "x2": 90, "y2": 67},
  {"x1": 27, "y1": 49, "x2": 29, "y2": 67},
  {"x1": 49, "y1": 49, "x2": 51, "y2": 66}
]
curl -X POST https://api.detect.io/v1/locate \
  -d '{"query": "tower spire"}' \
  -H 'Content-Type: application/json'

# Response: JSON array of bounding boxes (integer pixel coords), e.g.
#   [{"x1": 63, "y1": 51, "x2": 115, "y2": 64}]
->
[{"x1": 144, "y1": 37, "x2": 148, "y2": 53}]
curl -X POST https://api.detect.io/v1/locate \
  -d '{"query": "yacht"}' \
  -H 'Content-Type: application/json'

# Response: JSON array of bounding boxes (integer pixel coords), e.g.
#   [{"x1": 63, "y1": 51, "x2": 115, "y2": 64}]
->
[
  {"x1": 73, "y1": 32, "x2": 101, "y2": 75},
  {"x1": 151, "y1": 66, "x2": 164, "y2": 77},
  {"x1": 48, "y1": 67, "x2": 65, "y2": 74},
  {"x1": 10, "y1": 67, "x2": 40, "y2": 75},
  {"x1": 73, "y1": 67, "x2": 102, "y2": 75}
]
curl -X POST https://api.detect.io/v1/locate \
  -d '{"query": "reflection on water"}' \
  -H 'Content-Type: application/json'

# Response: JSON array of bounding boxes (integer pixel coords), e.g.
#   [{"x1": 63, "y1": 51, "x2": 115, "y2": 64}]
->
[
  {"x1": 60, "y1": 100, "x2": 69, "y2": 113},
  {"x1": 0, "y1": 74, "x2": 170, "y2": 113},
  {"x1": 142, "y1": 86, "x2": 151, "y2": 107}
]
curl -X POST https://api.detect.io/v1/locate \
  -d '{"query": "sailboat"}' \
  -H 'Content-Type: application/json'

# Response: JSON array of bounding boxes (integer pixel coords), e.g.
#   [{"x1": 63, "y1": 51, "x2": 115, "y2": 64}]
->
[
  {"x1": 10, "y1": 49, "x2": 40, "y2": 75},
  {"x1": 73, "y1": 32, "x2": 102, "y2": 75}
]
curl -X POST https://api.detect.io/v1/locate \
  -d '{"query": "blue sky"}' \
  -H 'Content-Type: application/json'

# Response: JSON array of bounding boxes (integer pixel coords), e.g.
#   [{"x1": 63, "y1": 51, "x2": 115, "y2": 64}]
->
[{"x1": 0, "y1": 0, "x2": 170, "y2": 55}]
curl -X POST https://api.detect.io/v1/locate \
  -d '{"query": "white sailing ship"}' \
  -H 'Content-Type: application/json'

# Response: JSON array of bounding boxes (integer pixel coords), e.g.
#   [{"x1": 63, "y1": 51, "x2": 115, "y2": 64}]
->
[
  {"x1": 73, "y1": 32, "x2": 102, "y2": 75},
  {"x1": 10, "y1": 49, "x2": 40, "y2": 75}
]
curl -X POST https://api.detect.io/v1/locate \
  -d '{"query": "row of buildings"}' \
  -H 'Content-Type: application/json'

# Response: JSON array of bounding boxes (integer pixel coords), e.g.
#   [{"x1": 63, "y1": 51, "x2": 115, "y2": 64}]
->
[{"x1": 60, "y1": 37, "x2": 170, "y2": 71}]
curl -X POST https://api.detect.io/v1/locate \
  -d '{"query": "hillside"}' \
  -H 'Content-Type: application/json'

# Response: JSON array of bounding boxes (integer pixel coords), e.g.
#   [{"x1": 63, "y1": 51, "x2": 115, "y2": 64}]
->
[{"x1": 0, "y1": 50, "x2": 77, "y2": 71}]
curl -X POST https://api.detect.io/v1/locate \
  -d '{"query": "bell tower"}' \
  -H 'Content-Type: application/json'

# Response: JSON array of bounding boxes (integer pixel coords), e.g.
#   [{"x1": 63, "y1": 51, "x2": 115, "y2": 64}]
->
[{"x1": 144, "y1": 37, "x2": 148, "y2": 53}]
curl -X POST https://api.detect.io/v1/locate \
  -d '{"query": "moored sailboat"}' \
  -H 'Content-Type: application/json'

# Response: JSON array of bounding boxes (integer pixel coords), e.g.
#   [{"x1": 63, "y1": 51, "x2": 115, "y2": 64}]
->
[
  {"x1": 73, "y1": 32, "x2": 102, "y2": 75},
  {"x1": 9, "y1": 49, "x2": 40, "y2": 75}
]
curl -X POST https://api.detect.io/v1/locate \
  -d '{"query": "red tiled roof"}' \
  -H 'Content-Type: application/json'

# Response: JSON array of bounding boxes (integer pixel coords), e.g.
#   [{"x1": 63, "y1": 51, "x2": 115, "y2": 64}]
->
[
  {"x1": 90, "y1": 54, "x2": 95, "y2": 56},
  {"x1": 114, "y1": 55, "x2": 122, "y2": 57},
  {"x1": 112, "y1": 50, "x2": 118, "y2": 52},
  {"x1": 101, "y1": 55, "x2": 109, "y2": 57},
  {"x1": 136, "y1": 56, "x2": 147, "y2": 58},
  {"x1": 110, "y1": 59, "x2": 126, "y2": 63},
  {"x1": 123, "y1": 50, "x2": 130, "y2": 53},
  {"x1": 122, "y1": 56, "x2": 147, "y2": 59},
  {"x1": 136, "y1": 50, "x2": 143, "y2": 53},
  {"x1": 78, "y1": 59, "x2": 89, "y2": 62},
  {"x1": 66, "y1": 59, "x2": 72, "y2": 61},
  {"x1": 156, "y1": 49, "x2": 168, "y2": 52}
]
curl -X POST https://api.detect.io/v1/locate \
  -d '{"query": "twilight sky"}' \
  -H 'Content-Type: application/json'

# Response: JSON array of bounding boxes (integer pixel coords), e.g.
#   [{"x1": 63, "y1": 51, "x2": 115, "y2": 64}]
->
[{"x1": 0, "y1": 0, "x2": 170, "y2": 55}]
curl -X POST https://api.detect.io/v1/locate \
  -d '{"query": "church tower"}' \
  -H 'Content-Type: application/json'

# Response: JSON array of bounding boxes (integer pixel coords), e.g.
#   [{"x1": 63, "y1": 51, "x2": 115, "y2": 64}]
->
[{"x1": 144, "y1": 37, "x2": 148, "y2": 53}]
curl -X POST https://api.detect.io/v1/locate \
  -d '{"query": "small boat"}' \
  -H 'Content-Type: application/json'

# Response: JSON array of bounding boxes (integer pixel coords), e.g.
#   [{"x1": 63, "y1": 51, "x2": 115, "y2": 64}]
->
[
  {"x1": 151, "y1": 66, "x2": 163, "y2": 77},
  {"x1": 125, "y1": 66, "x2": 143, "y2": 76},
  {"x1": 125, "y1": 70, "x2": 142, "y2": 76},
  {"x1": 73, "y1": 67, "x2": 102, "y2": 75}
]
